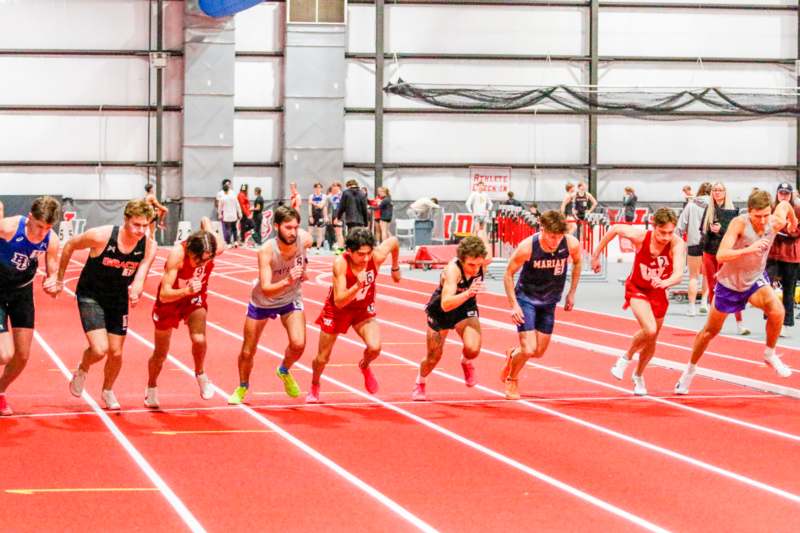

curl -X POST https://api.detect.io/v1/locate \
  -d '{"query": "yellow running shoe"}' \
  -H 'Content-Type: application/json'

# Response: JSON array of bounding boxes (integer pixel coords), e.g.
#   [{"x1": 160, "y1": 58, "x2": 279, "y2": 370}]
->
[
  {"x1": 228, "y1": 386, "x2": 248, "y2": 405},
  {"x1": 276, "y1": 367, "x2": 301, "y2": 398}
]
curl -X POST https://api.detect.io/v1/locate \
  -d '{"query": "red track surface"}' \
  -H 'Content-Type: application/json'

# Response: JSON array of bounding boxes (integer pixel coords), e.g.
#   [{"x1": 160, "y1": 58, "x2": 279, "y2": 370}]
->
[{"x1": 3, "y1": 247, "x2": 800, "y2": 532}]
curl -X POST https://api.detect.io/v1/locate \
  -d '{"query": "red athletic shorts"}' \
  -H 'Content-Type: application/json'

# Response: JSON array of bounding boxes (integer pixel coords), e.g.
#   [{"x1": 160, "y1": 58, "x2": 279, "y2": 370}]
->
[
  {"x1": 316, "y1": 301, "x2": 376, "y2": 335},
  {"x1": 623, "y1": 280, "x2": 668, "y2": 319},
  {"x1": 152, "y1": 297, "x2": 207, "y2": 330}
]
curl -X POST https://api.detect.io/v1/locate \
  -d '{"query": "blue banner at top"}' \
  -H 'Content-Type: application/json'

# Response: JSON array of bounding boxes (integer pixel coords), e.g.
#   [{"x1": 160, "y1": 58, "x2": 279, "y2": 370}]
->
[{"x1": 199, "y1": 0, "x2": 263, "y2": 18}]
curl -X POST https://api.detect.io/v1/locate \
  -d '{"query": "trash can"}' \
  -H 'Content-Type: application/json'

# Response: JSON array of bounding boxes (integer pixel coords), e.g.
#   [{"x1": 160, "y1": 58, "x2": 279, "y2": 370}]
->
[{"x1": 414, "y1": 219, "x2": 434, "y2": 245}]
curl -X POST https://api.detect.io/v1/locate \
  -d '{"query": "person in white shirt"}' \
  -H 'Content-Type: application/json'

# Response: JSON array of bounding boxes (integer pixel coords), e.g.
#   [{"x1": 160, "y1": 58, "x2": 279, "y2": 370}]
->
[
  {"x1": 406, "y1": 197, "x2": 440, "y2": 220},
  {"x1": 215, "y1": 180, "x2": 242, "y2": 246},
  {"x1": 466, "y1": 181, "x2": 493, "y2": 234}
]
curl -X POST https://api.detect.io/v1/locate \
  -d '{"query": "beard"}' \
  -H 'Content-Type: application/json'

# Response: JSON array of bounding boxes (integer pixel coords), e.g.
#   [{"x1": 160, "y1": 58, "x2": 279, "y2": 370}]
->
[{"x1": 278, "y1": 231, "x2": 297, "y2": 245}]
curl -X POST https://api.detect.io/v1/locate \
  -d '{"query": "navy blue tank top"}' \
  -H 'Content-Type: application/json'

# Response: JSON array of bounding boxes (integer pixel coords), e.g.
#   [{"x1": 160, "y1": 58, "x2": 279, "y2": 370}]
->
[
  {"x1": 0, "y1": 217, "x2": 51, "y2": 289},
  {"x1": 426, "y1": 260, "x2": 483, "y2": 316},
  {"x1": 76, "y1": 226, "x2": 146, "y2": 303},
  {"x1": 516, "y1": 234, "x2": 569, "y2": 305}
]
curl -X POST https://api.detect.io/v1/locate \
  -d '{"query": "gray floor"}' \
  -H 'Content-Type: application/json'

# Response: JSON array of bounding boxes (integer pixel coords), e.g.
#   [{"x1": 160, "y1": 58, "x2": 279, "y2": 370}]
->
[{"x1": 396, "y1": 255, "x2": 800, "y2": 351}]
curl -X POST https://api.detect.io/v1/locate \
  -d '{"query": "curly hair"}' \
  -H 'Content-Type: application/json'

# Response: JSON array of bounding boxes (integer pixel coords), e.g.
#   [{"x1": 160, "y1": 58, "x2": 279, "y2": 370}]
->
[
  {"x1": 123, "y1": 199, "x2": 154, "y2": 221},
  {"x1": 345, "y1": 227, "x2": 376, "y2": 251},
  {"x1": 457, "y1": 236, "x2": 487, "y2": 261}
]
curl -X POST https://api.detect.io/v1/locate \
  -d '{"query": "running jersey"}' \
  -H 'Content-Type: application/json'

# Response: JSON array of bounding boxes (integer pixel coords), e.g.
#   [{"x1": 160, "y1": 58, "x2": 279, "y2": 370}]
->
[
  {"x1": 157, "y1": 242, "x2": 214, "y2": 306},
  {"x1": 310, "y1": 193, "x2": 325, "y2": 219},
  {"x1": 328, "y1": 193, "x2": 342, "y2": 216},
  {"x1": 250, "y1": 234, "x2": 306, "y2": 308},
  {"x1": 76, "y1": 226, "x2": 146, "y2": 302},
  {"x1": 627, "y1": 230, "x2": 673, "y2": 291},
  {"x1": 574, "y1": 191, "x2": 589, "y2": 220},
  {"x1": 426, "y1": 260, "x2": 483, "y2": 315},
  {"x1": 0, "y1": 217, "x2": 51, "y2": 289},
  {"x1": 516, "y1": 234, "x2": 569, "y2": 305},
  {"x1": 717, "y1": 214, "x2": 775, "y2": 291},
  {"x1": 323, "y1": 253, "x2": 377, "y2": 311}
]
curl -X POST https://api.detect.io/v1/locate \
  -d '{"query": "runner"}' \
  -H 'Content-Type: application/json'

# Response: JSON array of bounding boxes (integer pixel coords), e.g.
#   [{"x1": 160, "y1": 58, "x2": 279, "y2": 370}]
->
[
  {"x1": 144, "y1": 183, "x2": 169, "y2": 235},
  {"x1": 591, "y1": 208, "x2": 686, "y2": 395}
]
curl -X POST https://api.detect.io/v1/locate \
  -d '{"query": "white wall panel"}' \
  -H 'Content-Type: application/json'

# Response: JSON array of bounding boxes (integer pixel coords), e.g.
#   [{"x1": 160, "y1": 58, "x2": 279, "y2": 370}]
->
[
  {"x1": 598, "y1": 169, "x2": 795, "y2": 203},
  {"x1": 233, "y1": 167, "x2": 281, "y2": 201},
  {"x1": 0, "y1": 112, "x2": 182, "y2": 161},
  {"x1": 0, "y1": 0, "x2": 183, "y2": 50},
  {"x1": 598, "y1": 62, "x2": 795, "y2": 89},
  {"x1": 0, "y1": 167, "x2": 180, "y2": 200},
  {"x1": 346, "y1": 115, "x2": 587, "y2": 164},
  {"x1": 346, "y1": 59, "x2": 587, "y2": 108},
  {"x1": 235, "y1": 58, "x2": 282, "y2": 107},
  {"x1": 598, "y1": 118, "x2": 795, "y2": 165},
  {"x1": 600, "y1": 10, "x2": 796, "y2": 58},
  {"x1": 0, "y1": 56, "x2": 183, "y2": 106},
  {"x1": 235, "y1": 2, "x2": 284, "y2": 52},
  {"x1": 233, "y1": 113, "x2": 281, "y2": 162},
  {"x1": 348, "y1": 5, "x2": 586, "y2": 55}
]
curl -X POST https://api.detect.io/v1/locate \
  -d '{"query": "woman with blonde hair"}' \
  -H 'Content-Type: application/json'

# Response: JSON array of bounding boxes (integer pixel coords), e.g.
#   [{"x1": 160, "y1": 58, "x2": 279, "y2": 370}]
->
[
  {"x1": 378, "y1": 187, "x2": 393, "y2": 241},
  {"x1": 701, "y1": 181, "x2": 749, "y2": 335},
  {"x1": 677, "y1": 182, "x2": 712, "y2": 316}
]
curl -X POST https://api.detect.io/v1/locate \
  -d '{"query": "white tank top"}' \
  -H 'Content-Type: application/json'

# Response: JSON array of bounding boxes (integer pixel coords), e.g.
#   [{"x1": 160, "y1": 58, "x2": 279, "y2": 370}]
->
[
  {"x1": 249, "y1": 234, "x2": 306, "y2": 308},
  {"x1": 717, "y1": 214, "x2": 775, "y2": 292}
]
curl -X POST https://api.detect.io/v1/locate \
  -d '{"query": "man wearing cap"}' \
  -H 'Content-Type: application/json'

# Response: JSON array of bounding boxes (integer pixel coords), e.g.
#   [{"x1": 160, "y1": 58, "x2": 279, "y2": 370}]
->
[{"x1": 767, "y1": 182, "x2": 800, "y2": 337}]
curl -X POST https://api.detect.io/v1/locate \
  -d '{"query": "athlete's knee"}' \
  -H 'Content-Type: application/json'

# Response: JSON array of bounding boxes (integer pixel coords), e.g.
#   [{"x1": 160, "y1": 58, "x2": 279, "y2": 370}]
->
[
  {"x1": 640, "y1": 325, "x2": 658, "y2": 340},
  {"x1": 0, "y1": 347, "x2": 14, "y2": 365},
  {"x1": 462, "y1": 343, "x2": 480, "y2": 360},
  {"x1": 287, "y1": 339, "x2": 305, "y2": 355},
  {"x1": 239, "y1": 344, "x2": 257, "y2": 361},
  {"x1": 189, "y1": 333, "x2": 207, "y2": 348},
  {"x1": 364, "y1": 341, "x2": 381, "y2": 356},
  {"x1": 106, "y1": 349, "x2": 123, "y2": 361},
  {"x1": 88, "y1": 344, "x2": 108, "y2": 360}
]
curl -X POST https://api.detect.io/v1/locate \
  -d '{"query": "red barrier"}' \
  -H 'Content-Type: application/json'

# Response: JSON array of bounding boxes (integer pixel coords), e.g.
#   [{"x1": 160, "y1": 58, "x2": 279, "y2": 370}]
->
[{"x1": 408, "y1": 245, "x2": 458, "y2": 270}]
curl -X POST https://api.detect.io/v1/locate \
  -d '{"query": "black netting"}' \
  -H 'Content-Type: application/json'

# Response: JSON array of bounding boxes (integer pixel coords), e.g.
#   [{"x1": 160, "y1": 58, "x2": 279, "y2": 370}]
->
[{"x1": 384, "y1": 79, "x2": 800, "y2": 116}]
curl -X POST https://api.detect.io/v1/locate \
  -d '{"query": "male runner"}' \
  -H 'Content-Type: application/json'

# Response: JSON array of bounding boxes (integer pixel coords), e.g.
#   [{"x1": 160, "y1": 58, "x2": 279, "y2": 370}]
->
[
  {"x1": 308, "y1": 228, "x2": 401, "y2": 403},
  {"x1": 413, "y1": 232, "x2": 492, "y2": 400},
  {"x1": 144, "y1": 183, "x2": 169, "y2": 234},
  {"x1": 591, "y1": 208, "x2": 686, "y2": 395},
  {"x1": 501, "y1": 210, "x2": 582, "y2": 400},
  {"x1": 228, "y1": 206, "x2": 313, "y2": 404},
  {"x1": 145, "y1": 217, "x2": 224, "y2": 408},
  {"x1": 675, "y1": 190, "x2": 798, "y2": 393},
  {"x1": 0, "y1": 196, "x2": 61, "y2": 415},
  {"x1": 59, "y1": 200, "x2": 157, "y2": 410}
]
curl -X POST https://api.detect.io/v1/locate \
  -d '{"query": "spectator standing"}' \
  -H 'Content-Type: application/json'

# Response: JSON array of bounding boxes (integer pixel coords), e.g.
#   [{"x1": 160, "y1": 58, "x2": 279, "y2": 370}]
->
[
  {"x1": 466, "y1": 181, "x2": 493, "y2": 234},
  {"x1": 378, "y1": 187, "x2": 393, "y2": 241},
  {"x1": 767, "y1": 183, "x2": 800, "y2": 336},
  {"x1": 622, "y1": 186, "x2": 637, "y2": 223},
  {"x1": 238, "y1": 184, "x2": 254, "y2": 246},
  {"x1": 308, "y1": 182, "x2": 328, "y2": 251},
  {"x1": 502, "y1": 191, "x2": 524, "y2": 208},
  {"x1": 252, "y1": 186, "x2": 264, "y2": 246},
  {"x1": 216, "y1": 179, "x2": 241, "y2": 246},
  {"x1": 336, "y1": 179, "x2": 369, "y2": 234},
  {"x1": 289, "y1": 182, "x2": 302, "y2": 213}
]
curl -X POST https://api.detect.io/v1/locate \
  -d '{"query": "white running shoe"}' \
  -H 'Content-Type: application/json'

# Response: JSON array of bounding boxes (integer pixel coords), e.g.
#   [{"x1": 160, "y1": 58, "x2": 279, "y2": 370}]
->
[
  {"x1": 698, "y1": 304, "x2": 709, "y2": 315},
  {"x1": 765, "y1": 354, "x2": 792, "y2": 378},
  {"x1": 610, "y1": 355, "x2": 631, "y2": 380},
  {"x1": 144, "y1": 387, "x2": 159, "y2": 408},
  {"x1": 196, "y1": 373, "x2": 214, "y2": 400},
  {"x1": 674, "y1": 368, "x2": 696, "y2": 395},
  {"x1": 687, "y1": 304, "x2": 696, "y2": 317},
  {"x1": 632, "y1": 374, "x2": 647, "y2": 396},
  {"x1": 69, "y1": 368, "x2": 87, "y2": 397},
  {"x1": 101, "y1": 389, "x2": 121, "y2": 410},
  {"x1": 779, "y1": 326, "x2": 789, "y2": 338},
  {"x1": 737, "y1": 323, "x2": 751, "y2": 336}
]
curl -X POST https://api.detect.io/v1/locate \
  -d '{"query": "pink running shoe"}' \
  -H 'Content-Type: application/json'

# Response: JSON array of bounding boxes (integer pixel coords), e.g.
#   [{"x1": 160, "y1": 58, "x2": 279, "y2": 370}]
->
[
  {"x1": 461, "y1": 361, "x2": 477, "y2": 387},
  {"x1": 361, "y1": 365, "x2": 379, "y2": 394},
  {"x1": 0, "y1": 395, "x2": 12, "y2": 416},
  {"x1": 306, "y1": 383, "x2": 321, "y2": 404},
  {"x1": 412, "y1": 383, "x2": 427, "y2": 401}
]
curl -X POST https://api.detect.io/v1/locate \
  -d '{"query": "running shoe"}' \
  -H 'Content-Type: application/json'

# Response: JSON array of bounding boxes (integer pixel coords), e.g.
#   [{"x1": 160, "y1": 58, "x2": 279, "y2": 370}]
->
[
  {"x1": 765, "y1": 354, "x2": 792, "y2": 378},
  {"x1": 0, "y1": 395, "x2": 13, "y2": 416},
  {"x1": 632, "y1": 374, "x2": 647, "y2": 396},
  {"x1": 737, "y1": 323, "x2": 751, "y2": 336},
  {"x1": 144, "y1": 387, "x2": 159, "y2": 409},
  {"x1": 306, "y1": 383, "x2": 321, "y2": 404},
  {"x1": 196, "y1": 373, "x2": 214, "y2": 400},
  {"x1": 276, "y1": 367, "x2": 300, "y2": 398},
  {"x1": 500, "y1": 348, "x2": 514, "y2": 383},
  {"x1": 101, "y1": 389, "x2": 121, "y2": 410},
  {"x1": 779, "y1": 326, "x2": 789, "y2": 338},
  {"x1": 361, "y1": 365, "x2": 379, "y2": 394},
  {"x1": 69, "y1": 368, "x2": 87, "y2": 397},
  {"x1": 674, "y1": 368, "x2": 696, "y2": 395},
  {"x1": 504, "y1": 378, "x2": 520, "y2": 400},
  {"x1": 461, "y1": 361, "x2": 477, "y2": 387},
  {"x1": 698, "y1": 304, "x2": 709, "y2": 315},
  {"x1": 610, "y1": 355, "x2": 631, "y2": 380},
  {"x1": 411, "y1": 382, "x2": 427, "y2": 401},
  {"x1": 227, "y1": 386, "x2": 248, "y2": 405}
]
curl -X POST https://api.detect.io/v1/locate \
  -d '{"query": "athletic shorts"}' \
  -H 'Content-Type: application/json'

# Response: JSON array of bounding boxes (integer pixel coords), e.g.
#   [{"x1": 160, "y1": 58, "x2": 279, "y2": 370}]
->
[
  {"x1": 247, "y1": 300, "x2": 303, "y2": 321},
  {"x1": 77, "y1": 295, "x2": 129, "y2": 336},
  {"x1": 623, "y1": 280, "x2": 668, "y2": 319},
  {"x1": 152, "y1": 296, "x2": 207, "y2": 330},
  {"x1": 714, "y1": 276, "x2": 768, "y2": 314},
  {"x1": 687, "y1": 244, "x2": 703, "y2": 258},
  {"x1": 515, "y1": 291, "x2": 557, "y2": 334},
  {"x1": 474, "y1": 215, "x2": 489, "y2": 225},
  {"x1": 0, "y1": 283, "x2": 35, "y2": 332},
  {"x1": 316, "y1": 302, "x2": 376, "y2": 335},
  {"x1": 426, "y1": 303, "x2": 479, "y2": 332}
]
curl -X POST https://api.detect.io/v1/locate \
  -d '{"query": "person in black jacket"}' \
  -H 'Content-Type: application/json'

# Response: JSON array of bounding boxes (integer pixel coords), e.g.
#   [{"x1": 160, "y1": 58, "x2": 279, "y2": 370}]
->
[
  {"x1": 378, "y1": 187, "x2": 393, "y2": 240},
  {"x1": 335, "y1": 179, "x2": 368, "y2": 234}
]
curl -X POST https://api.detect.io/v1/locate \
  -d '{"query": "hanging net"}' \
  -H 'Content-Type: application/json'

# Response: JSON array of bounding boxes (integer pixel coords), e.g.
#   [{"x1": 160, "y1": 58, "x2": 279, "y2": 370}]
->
[{"x1": 384, "y1": 79, "x2": 800, "y2": 117}]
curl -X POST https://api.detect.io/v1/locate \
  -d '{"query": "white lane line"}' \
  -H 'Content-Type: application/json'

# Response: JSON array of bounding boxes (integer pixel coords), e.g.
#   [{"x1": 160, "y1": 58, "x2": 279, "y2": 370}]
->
[{"x1": 33, "y1": 331, "x2": 206, "y2": 533}]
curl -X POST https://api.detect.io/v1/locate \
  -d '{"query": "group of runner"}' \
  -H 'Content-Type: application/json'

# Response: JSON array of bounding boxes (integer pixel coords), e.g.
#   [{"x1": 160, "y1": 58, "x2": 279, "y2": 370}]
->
[{"x1": 0, "y1": 187, "x2": 795, "y2": 414}]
